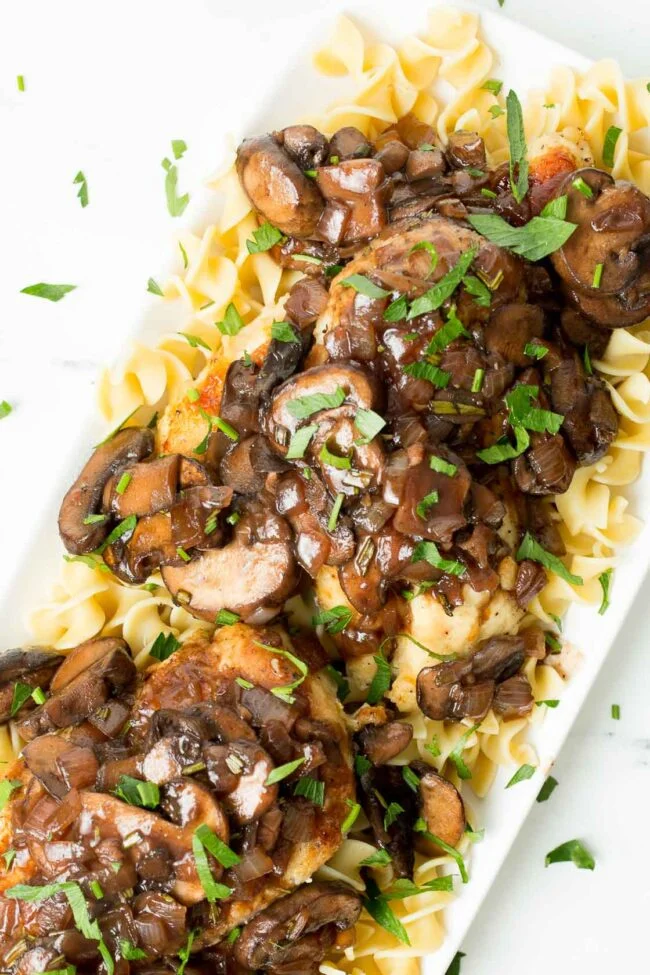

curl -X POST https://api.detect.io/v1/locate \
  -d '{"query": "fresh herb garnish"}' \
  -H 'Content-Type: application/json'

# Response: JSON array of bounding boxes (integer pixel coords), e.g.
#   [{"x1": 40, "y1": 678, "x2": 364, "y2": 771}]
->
[
  {"x1": 247, "y1": 221, "x2": 284, "y2": 254},
  {"x1": 354, "y1": 408, "x2": 386, "y2": 444},
  {"x1": 313, "y1": 606, "x2": 353, "y2": 634},
  {"x1": 429, "y1": 455, "x2": 457, "y2": 476},
  {"x1": 341, "y1": 275, "x2": 390, "y2": 298},
  {"x1": 194, "y1": 824, "x2": 240, "y2": 868},
  {"x1": 603, "y1": 125, "x2": 622, "y2": 168},
  {"x1": 425, "y1": 737, "x2": 441, "y2": 758},
  {"x1": 545, "y1": 839, "x2": 595, "y2": 870},
  {"x1": 147, "y1": 277, "x2": 164, "y2": 296},
  {"x1": 164, "y1": 163, "x2": 189, "y2": 217},
  {"x1": 149, "y1": 631, "x2": 181, "y2": 662},
  {"x1": 360, "y1": 848, "x2": 392, "y2": 867},
  {"x1": 286, "y1": 423, "x2": 318, "y2": 460},
  {"x1": 505, "y1": 763, "x2": 536, "y2": 788},
  {"x1": 410, "y1": 240, "x2": 439, "y2": 276},
  {"x1": 383, "y1": 801, "x2": 405, "y2": 829},
  {"x1": 482, "y1": 78, "x2": 503, "y2": 95},
  {"x1": 114, "y1": 775, "x2": 160, "y2": 809},
  {"x1": 463, "y1": 274, "x2": 492, "y2": 307},
  {"x1": 179, "y1": 241, "x2": 189, "y2": 268},
  {"x1": 448, "y1": 723, "x2": 481, "y2": 780},
  {"x1": 384, "y1": 877, "x2": 454, "y2": 899},
  {"x1": 468, "y1": 213, "x2": 577, "y2": 261},
  {"x1": 10, "y1": 682, "x2": 33, "y2": 717},
  {"x1": 572, "y1": 175, "x2": 594, "y2": 199},
  {"x1": 177, "y1": 930, "x2": 197, "y2": 975},
  {"x1": 327, "y1": 492, "x2": 345, "y2": 532},
  {"x1": 20, "y1": 283, "x2": 77, "y2": 302},
  {"x1": 192, "y1": 832, "x2": 234, "y2": 903},
  {"x1": 96, "y1": 514, "x2": 137, "y2": 553},
  {"x1": 413, "y1": 819, "x2": 469, "y2": 882},
  {"x1": 287, "y1": 386, "x2": 346, "y2": 420},
  {"x1": 215, "y1": 610, "x2": 240, "y2": 626},
  {"x1": 505, "y1": 384, "x2": 563, "y2": 434},
  {"x1": 611, "y1": 703, "x2": 621, "y2": 720},
  {"x1": 402, "y1": 766, "x2": 420, "y2": 792},
  {"x1": 471, "y1": 367, "x2": 485, "y2": 392},
  {"x1": 540, "y1": 195, "x2": 568, "y2": 219},
  {"x1": 537, "y1": 776, "x2": 559, "y2": 803},
  {"x1": 524, "y1": 341, "x2": 549, "y2": 359},
  {"x1": 403, "y1": 361, "x2": 450, "y2": 388},
  {"x1": 446, "y1": 952, "x2": 466, "y2": 975},
  {"x1": 407, "y1": 247, "x2": 478, "y2": 319},
  {"x1": 416, "y1": 490, "x2": 439, "y2": 519},
  {"x1": 355, "y1": 754, "x2": 372, "y2": 776},
  {"x1": 293, "y1": 775, "x2": 325, "y2": 806},
  {"x1": 363, "y1": 876, "x2": 411, "y2": 945},
  {"x1": 271, "y1": 321, "x2": 300, "y2": 344},
  {"x1": 0, "y1": 401, "x2": 12, "y2": 419},
  {"x1": 341, "y1": 799, "x2": 361, "y2": 833},
  {"x1": 411, "y1": 541, "x2": 466, "y2": 577},
  {"x1": 119, "y1": 940, "x2": 147, "y2": 961},
  {"x1": 383, "y1": 294, "x2": 409, "y2": 322},
  {"x1": 489, "y1": 105, "x2": 505, "y2": 118},
  {"x1": 516, "y1": 532, "x2": 583, "y2": 586},
  {"x1": 265, "y1": 757, "x2": 306, "y2": 785},
  {"x1": 506, "y1": 89, "x2": 529, "y2": 203},
  {"x1": 366, "y1": 654, "x2": 392, "y2": 705},
  {"x1": 179, "y1": 332, "x2": 211, "y2": 351},
  {"x1": 426, "y1": 306, "x2": 470, "y2": 354},
  {"x1": 17, "y1": 75, "x2": 25, "y2": 91},
  {"x1": 592, "y1": 263, "x2": 604, "y2": 288},
  {"x1": 319, "y1": 442, "x2": 351, "y2": 470},
  {"x1": 216, "y1": 302, "x2": 244, "y2": 336},
  {"x1": 598, "y1": 568, "x2": 613, "y2": 614},
  {"x1": 115, "y1": 472, "x2": 132, "y2": 495},
  {"x1": 0, "y1": 780, "x2": 22, "y2": 811},
  {"x1": 536, "y1": 699, "x2": 559, "y2": 708},
  {"x1": 73, "y1": 170, "x2": 89, "y2": 208},
  {"x1": 325, "y1": 664, "x2": 350, "y2": 702},
  {"x1": 172, "y1": 139, "x2": 187, "y2": 160}
]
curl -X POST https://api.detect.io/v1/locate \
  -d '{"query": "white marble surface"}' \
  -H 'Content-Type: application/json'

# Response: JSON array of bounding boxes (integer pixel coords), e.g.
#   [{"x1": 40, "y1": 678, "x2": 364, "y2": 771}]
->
[{"x1": 1, "y1": 0, "x2": 649, "y2": 971}]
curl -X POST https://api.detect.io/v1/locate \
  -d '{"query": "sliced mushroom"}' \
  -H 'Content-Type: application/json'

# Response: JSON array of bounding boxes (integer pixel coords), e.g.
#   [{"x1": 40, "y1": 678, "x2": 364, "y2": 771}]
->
[
  {"x1": 19, "y1": 639, "x2": 136, "y2": 740},
  {"x1": 103, "y1": 455, "x2": 180, "y2": 519},
  {"x1": 280, "y1": 125, "x2": 329, "y2": 170},
  {"x1": 418, "y1": 769, "x2": 465, "y2": 850},
  {"x1": 309, "y1": 405, "x2": 385, "y2": 499},
  {"x1": 471, "y1": 635, "x2": 526, "y2": 682},
  {"x1": 285, "y1": 277, "x2": 330, "y2": 328},
  {"x1": 275, "y1": 470, "x2": 355, "y2": 576},
  {"x1": 0, "y1": 649, "x2": 64, "y2": 723},
  {"x1": 392, "y1": 449, "x2": 471, "y2": 545},
  {"x1": 492, "y1": 674, "x2": 534, "y2": 718},
  {"x1": 162, "y1": 504, "x2": 297, "y2": 623},
  {"x1": 417, "y1": 659, "x2": 493, "y2": 722},
  {"x1": 23, "y1": 735, "x2": 99, "y2": 798},
  {"x1": 316, "y1": 159, "x2": 390, "y2": 242},
  {"x1": 234, "y1": 882, "x2": 362, "y2": 972},
  {"x1": 359, "y1": 765, "x2": 417, "y2": 878},
  {"x1": 267, "y1": 362, "x2": 380, "y2": 452},
  {"x1": 160, "y1": 778, "x2": 230, "y2": 837},
  {"x1": 171, "y1": 485, "x2": 233, "y2": 549},
  {"x1": 358, "y1": 721, "x2": 413, "y2": 766},
  {"x1": 204, "y1": 740, "x2": 277, "y2": 824},
  {"x1": 104, "y1": 510, "x2": 177, "y2": 584},
  {"x1": 514, "y1": 559, "x2": 547, "y2": 606},
  {"x1": 58, "y1": 427, "x2": 154, "y2": 554},
  {"x1": 513, "y1": 433, "x2": 576, "y2": 495},
  {"x1": 236, "y1": 134, "x2": 324, "y2": 238},
  {"x1": 446, "y1": 131, "x2": 486, "y2": 170},
  {"x1": 328, "y1": 127, "x2": 371, "y2": 160},
  {"x1": 484, "y1": 304, "x2": 545, "y2": 366}
]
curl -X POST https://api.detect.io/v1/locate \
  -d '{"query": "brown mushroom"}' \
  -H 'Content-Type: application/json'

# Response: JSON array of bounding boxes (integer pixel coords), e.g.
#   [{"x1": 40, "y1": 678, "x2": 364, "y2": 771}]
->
[
  {"x1": 285, "y1": 277, "x2": 330, "y2": 328},
  {"x1": 358, "y1": 721, "x2": 413, "y2": 766},
  {"x1": 23, "y1": 734, "x2": 99, "y2": 798},
  {"x1": 328, "y1": 127, "x2": 372, "y2": 160},
  {"x1": 267, "y1": 362, "x2": 380, "y2": 452},
  {"x1": 446, "y1": 131, "x2": 486, "y2": 170},
  {"x1": 392, "y1": 449, "x2": 471, "y2": 545},
  {"x1": 234, "y1": 882, "x2": 362, "y2": 972},
  {"x1": 162, "y1": 504, "x2": 297, "y2": 624},
  {"x1": 102, "y1": 455, "x2": 180, "y2": 519},
  {"x1": 280, "y1": 125, "x2": 329, "y2": 170},
  {"x1": 492, "y1": 674, "x2": 534, "y2": 718},
  {"x1": 58, "y1": 427, "x2": 154, "y2": 554},
  {"x1": 204, "y1": 740, "x2": 278, "y2": 825},
  {"x1": 418, "y1": 769, "x2": 465, "y2": 850},
  {"x1": 236, "y1": 134, "x2": 324, "y2": 238},
  {"x1": 512, "y1": 433, "x2": 576, "y2": 495},
  {"x1": 0, "y1": 648, "x2": 64, "y2": 723},
  {"x1": 19, "y1": 638, "x2": 136, "y2": 740}
]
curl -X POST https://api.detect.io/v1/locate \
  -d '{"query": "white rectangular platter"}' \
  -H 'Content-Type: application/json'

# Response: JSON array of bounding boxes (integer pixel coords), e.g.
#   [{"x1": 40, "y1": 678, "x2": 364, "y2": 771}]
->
[{"x1": 1, "y1": 4, "x2": 648, "y2": 974}]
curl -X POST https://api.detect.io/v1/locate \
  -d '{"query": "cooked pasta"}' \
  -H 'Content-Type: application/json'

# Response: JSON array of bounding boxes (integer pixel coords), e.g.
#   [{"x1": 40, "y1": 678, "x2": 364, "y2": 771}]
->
[{"x1": 12, "y1": 7, "x2": 650, "y2": 973}]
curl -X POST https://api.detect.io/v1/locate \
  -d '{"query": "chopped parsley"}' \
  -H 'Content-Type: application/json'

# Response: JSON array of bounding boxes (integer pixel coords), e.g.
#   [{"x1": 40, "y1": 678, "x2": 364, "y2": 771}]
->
[
  {"x1": 505, "y1": 763, "x2": 536, "y2": 788},
  {"x1": 468, "y1": 213, "x2": 577, "y2": 261},
  {"x1": 293, "y1": 775, "x2": 325, "y2": 806},
  {"x1": 313, "y1": 606, "x2": 353, "y2": 634},
  {"x1": 247, "y1": 221, "x2": 284, "y2": 254},
  {"x1": 516, "y1": 532, "x2": 584, "y2": 586},
  {"x1": 366, "y1": 654, "x2": 392, "y2": 705},
  {"x1": 602, "y1": 125, "x2": 622, "y2": 168},
  {"x1": 545, "y1": 839, "x2": 595, "y2": 870},
  {"x1": 536, "y1": 776, "x2": 559, "y2": 803},
  {"x1": 20, "y1": 283, "x2": 77, "y2": 302},
  {"x1": 407, "y1": 247, "x2": 478, "y2": 319},
  {"x1": 506, "y1": 89, "x2": 529, "y2": 203},
  {"x1": 114, "y1": 775, "x2": 160, "y2": 809},
  {"x1": 598, "y1": 568, "x2": 613, "y2": 614},
  {"x1": 149, "y1": 631, "x2": 181, "y2": 662},
  {"x1": 341, "y1": 274, "x2": 390, "y2": 298},
  {"x1": 216, "y1": 302, "x2": 244, "y2": 336},
  {"x1": 271, "y1": 321, "x2": 300, "y2": 344},
  {"x1": 287, "y1": 386, "x2": 346, "y2": 420},
  {"x1": 73, "y1": 170, "x2": 89, "y2": 208},
  {"x1": 265, "y1": 757, "x2": 306, "y2": 785},
  {"x1": 411, "y1": 540, "x2": 465, "y2": 577}
]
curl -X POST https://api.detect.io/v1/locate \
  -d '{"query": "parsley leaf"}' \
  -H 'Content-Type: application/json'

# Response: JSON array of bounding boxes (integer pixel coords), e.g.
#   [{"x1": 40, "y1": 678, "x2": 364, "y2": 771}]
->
[
  {"x1": 172, "y1": 139, "x2": 187, "y2": 160},
  {"x1": 20, "y1": 283, "x2": 76, "y2": 302},
  {"x1": 216, "y1": 302, "x2": 244, "y2": 335},
  {"x1": 286, "y1": 423, "x2": 318, "y2": 460},
  {"x1": 505, "y1": 763, "x2": 536, "y2": 788},
  {"x1": 164, "y1": 164, "x2": 189, "y2": 217},
  {"x1": 354, "y1": 408, "x2": 386, "y2": 444},
  {"x1": 468, "y1": 213, "x2": 577, "y2": 261},
  {"x1": 10, "y1": 682, "x2": 33, "y2": 717},
  {"x1": 598, "y1": 568, "x2": 613, "y2": 614},
  {"x1": 383, "y1": 294, "x2": 409, "y2": 322},
  {"x1": 265, "y1": 757, "x2": 306, "y2": 785},
  {"x1": 0, "y1": 780, "x2": 22, "y2": 811},
  {"x1": 0, "y1": 401, "x2": 12, "y2": 420},
  {"x1": 545, "y1": 839, "x2": 595, "y2": 870},
  {"x1": 114, "y1": 775, "x2": 160, "y2": 809},
  {"x1": 293, "y1": 775, "x2": 325, "y2": 806},
  {"x1": 271, "y1": 320, "x2": 300, "y2": 344},
  {"x1": 407, "y1": 247, "x2": 478, "y2": 319},
  {"x1": 537, "y1": 776, "x2": 559, "y2": 803},
  {"x1": 246, "y1": 221, "x2": 283, "y2": 254},
  {"x1": 447, "y1": 723, "x2": 480, "y2": 780},
  {"x1": 147, "y1": 277, "x2": 164, "y2": 296},
  {"x1": 73, "y1": 170, "x2": 89, "y2": 208},
  {"x1": 476, "y1": 426, "x2": 529, "y2": 464},
  {"x1": 367, "y1": 654, "x2": 392, "y2": 705},
  {"x1": 313, "y1": 606, "x2": 353, "y2": 634},
  {"x1": 602, "y1": 125, "x2": 622, "y2": 168},
  {"x1": 341, "y1": 275, "x2": 390, "y2": 298},
  {"x1": 149, "y1": 631, "x2": 181, "y2": 662},
  {"x1": 411, "y1": 540, "x2": 466, "y2": 577},
  {"x1": 506, "y1": 89, "x2": 529, "y2": 203},
  {"x1": 516, "y1": 532, "x2": 584, "y2": 586},
  {"x1": 286, "y1": 387, "x2": 346, "y2": 420},
  {"x1": 363, "y1": 876, "x2": 410, "y2": 945}
]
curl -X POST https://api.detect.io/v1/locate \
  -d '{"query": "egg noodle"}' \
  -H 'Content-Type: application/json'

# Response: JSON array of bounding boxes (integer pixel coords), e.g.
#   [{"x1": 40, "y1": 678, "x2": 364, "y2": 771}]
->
[{"x1": 13, "y1": 8, "x2": 650, "y2": 972}]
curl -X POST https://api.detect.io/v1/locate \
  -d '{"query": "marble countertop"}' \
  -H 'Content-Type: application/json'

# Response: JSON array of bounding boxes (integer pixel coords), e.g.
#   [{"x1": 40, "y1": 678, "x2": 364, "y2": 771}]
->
[{"x1": 1, "y1": 1, "x2": 648, "y2": 972}]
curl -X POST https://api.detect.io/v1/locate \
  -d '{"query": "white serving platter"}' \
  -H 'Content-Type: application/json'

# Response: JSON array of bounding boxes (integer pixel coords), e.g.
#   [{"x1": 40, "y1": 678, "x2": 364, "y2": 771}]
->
[{"x1": 1, "y1": 4, "x2": 648, "y2": 973}]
